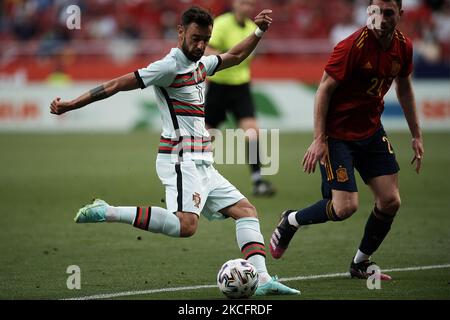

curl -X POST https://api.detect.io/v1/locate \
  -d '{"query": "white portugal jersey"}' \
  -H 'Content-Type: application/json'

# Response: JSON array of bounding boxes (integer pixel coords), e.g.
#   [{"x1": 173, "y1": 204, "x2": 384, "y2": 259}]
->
[{"x1": 135, "y1": 48, "x2": 221, "y2": 164}]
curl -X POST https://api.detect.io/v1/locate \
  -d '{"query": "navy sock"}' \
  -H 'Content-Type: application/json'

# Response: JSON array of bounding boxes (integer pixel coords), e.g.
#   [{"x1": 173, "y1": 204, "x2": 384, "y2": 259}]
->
[
  {"x1": 358, "y1": 207, "x2": 394, "y2": 256},
  {"x1": 295, "y1": 199, "x2": 340, "y2": 226}
]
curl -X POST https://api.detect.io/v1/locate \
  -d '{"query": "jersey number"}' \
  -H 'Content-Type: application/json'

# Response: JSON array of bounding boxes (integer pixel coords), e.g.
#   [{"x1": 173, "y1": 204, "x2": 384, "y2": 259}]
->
[
  {"x1": 195, "y1": 85, "x2": 203, "y2": 102},
  {"x1": 367, "y1": 77, "x2": 385, "y2": 96}
]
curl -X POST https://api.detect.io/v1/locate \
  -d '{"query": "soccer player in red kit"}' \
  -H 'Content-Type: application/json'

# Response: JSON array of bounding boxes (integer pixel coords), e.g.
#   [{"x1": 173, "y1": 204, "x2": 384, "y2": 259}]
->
[{"x1": 270, "y1": 0, "x2": 424, "y2": 280}]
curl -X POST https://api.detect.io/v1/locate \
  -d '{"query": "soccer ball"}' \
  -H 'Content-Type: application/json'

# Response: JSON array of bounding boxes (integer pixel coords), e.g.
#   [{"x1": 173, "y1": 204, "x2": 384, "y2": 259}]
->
[{"x1": 217, "y1": 258, "x2": 259, "y2": 299}]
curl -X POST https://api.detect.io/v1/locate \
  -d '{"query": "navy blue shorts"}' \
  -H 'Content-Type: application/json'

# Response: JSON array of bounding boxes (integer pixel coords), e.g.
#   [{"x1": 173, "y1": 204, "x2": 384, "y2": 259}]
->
[{"x1": 320, "y1": 127, "x2": 400, "y2": 199}]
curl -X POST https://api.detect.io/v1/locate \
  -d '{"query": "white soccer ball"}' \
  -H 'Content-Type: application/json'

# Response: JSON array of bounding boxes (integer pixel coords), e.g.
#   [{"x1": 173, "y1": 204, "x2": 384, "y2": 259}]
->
[{"x1": 217, "y1": 258, "x2": 259, "y2": 299}]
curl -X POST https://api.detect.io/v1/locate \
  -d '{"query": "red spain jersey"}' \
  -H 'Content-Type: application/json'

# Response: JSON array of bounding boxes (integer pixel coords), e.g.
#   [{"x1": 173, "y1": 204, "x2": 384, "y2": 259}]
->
[{"x1": 324, "y1": 27, "x2": 413, "y2": 140}]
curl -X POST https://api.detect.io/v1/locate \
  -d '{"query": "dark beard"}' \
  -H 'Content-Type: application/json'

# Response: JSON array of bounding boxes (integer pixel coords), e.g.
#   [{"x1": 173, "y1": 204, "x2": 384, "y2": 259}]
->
[{"x1": 182, "y1": 40, "x2": 202, "y2": 62}]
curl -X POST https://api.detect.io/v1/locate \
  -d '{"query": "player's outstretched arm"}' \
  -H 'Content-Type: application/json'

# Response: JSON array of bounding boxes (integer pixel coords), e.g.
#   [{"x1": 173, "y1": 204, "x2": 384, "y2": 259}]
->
[
  {"x1": 217, "y1": 9, "x2": 272, "y2": 71},
  {"x1": 50, "y1": 72, "x2": 141, "y2": 115},
  {"x1": 395, "y1": 75, "x2": 424, "y2": 173},
  {"x1": 302, "y1": 72, "x2": 339, "y2": 174}
]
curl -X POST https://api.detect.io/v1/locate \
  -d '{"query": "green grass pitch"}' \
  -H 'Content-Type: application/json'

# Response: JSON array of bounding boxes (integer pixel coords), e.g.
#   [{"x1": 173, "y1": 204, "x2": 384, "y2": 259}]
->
[{"x1": 0, "y1": 132, "x2": 449, "y2": 300}]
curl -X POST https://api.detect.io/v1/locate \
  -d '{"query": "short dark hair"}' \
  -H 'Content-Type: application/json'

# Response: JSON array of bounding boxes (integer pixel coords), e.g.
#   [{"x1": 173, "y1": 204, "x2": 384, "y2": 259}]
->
[
  {"x1": 181, "y1": 6, "x2": 214, "y2": 28},
  {"x1": 369, "y1": 0, "x2": 402, "y2": 10}
]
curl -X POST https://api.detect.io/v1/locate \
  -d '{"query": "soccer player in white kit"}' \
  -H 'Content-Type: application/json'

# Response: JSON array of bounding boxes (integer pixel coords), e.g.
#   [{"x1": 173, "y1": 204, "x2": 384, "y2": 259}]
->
[{"x1": 50, "y1": 6, "x2": 299, "y2": 296}]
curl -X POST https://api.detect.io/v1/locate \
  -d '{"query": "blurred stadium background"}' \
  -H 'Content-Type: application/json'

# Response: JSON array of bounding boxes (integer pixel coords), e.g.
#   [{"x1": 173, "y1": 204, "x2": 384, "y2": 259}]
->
[
  {"x1": 0, "y1": 0, "x2": 449, "y2": 130},
  {"x1": 0, "y1": 0, "x2": 449, "y2": 300}
]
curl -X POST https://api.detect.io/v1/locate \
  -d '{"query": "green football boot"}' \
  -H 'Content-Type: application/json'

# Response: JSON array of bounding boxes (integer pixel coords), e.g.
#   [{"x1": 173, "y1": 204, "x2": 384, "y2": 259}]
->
[
  {"x1": 74, "y1": 199, "x2": 108, "y2": 223},
  {"x1": 254, "y1": 275, "x2": 301, "y2": 296}
]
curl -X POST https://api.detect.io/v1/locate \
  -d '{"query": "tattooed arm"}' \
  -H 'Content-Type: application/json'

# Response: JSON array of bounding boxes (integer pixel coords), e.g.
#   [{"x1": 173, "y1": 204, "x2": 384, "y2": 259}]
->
[{"x1": 50, "y1": 72, "x2": 141, "y2": 115}]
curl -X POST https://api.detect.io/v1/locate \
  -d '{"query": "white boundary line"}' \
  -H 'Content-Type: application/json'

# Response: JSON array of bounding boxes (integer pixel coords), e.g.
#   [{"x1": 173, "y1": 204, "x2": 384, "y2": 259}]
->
[{"x1": 64, "y1": 263, "x2": 450, "y2": 300}]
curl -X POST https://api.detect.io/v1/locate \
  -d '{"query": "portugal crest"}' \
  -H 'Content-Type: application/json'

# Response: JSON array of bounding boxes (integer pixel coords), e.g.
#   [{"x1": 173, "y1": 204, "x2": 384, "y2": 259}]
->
[{"x1": 192, "y1": 192, "x2": 201, "y2": 208}]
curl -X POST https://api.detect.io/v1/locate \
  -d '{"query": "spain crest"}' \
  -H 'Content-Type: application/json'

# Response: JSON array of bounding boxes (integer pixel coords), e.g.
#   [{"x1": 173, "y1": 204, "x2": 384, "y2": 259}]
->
[{"x1": 336, "y1": 167, "x2": 349, "y2": 183}]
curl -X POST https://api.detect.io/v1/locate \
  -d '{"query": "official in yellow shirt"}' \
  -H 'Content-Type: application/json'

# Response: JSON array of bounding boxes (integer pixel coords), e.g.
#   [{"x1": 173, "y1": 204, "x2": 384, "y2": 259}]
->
[{"x1": 205, "y1": 0, "x2": 276, "y2": 196}]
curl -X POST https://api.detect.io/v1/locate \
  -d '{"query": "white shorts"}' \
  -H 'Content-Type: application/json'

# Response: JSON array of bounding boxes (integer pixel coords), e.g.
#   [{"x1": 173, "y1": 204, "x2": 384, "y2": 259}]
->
[{"x1": 156, "y1": 155, "x2": 246, "y2": 220}]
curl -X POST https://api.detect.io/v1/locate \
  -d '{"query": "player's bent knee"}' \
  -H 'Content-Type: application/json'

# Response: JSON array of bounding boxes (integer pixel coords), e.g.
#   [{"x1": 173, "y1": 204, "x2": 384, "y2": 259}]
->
[
  {"x1": 233, "y1": 203, "x2": 258, "y2": 219},
  {"x1": 334, "y1": 203, "x2": 358, "y2": 220},
  {"x1": 178, "y1": 212, "x2": 199, "y2": 238},
  {"x1": 379, "y1": 196, "x2": 401, "y2": 216},
  {"x1": 241, "y1": 203, "x2": 258, "y2": 218},
  {"x1": 221, "y1": 199, "x2": 258, "y2": 220}
]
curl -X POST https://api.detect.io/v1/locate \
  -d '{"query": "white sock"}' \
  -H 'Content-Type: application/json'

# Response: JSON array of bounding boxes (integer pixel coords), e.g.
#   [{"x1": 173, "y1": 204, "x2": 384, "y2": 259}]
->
[
  {"x1": 288, "y1": 211, "x2": 299, "y2": 227},
  {"x1": 105, "y1": 206, "x2": 135, "y2": 224},
  {"x1": 146, "y1": 207, "x2": 180, "y2": 237},
  {"x1": 354, "y1": 249, "x2": 371, "y2": 264},
  {"x1": 235, "y1": 217, "x2": 271, "y2": 284},
  {"x1": 248, "y1": 255, "x2": 271, "y2": 284},
  {"x1": 106, "y1": 206, "x2": 180, "y2": 237}
]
